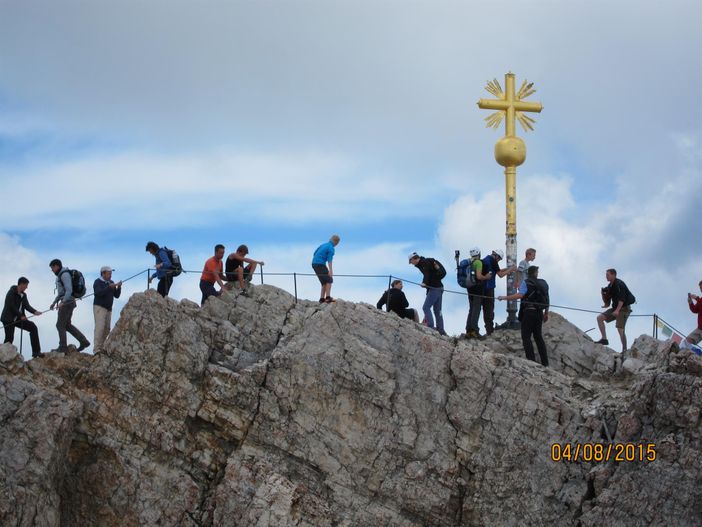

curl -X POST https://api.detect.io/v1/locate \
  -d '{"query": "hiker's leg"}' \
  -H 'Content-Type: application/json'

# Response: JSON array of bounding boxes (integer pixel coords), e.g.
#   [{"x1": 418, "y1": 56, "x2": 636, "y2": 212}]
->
[
  {"x1": 597, "y1": 313, "x2": 607, "y2": 339},
  {"x1": 433, "y1": 290, "x2": 445, "y2": 334},
  {"x1": 422, "y1": 291, "x2": 436, "y2": 328},
  {"x1": 521, "y1": 310, "x2": 537, "y2": 362}
]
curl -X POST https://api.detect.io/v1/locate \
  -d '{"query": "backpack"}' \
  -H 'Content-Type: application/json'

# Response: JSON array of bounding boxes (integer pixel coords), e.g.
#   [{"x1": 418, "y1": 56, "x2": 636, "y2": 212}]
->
[
  {"x1": 427, "y1": 258, "x2": 446, "y2": 280},
  {"x1": 60, "y1": 269, "x2": 86, "y2": 299},
  {"x1": 520, "y1": 277, "x2": 549, "y2": 310},
  {"x1": 457, "y1": 259, "x2": 477, "y2": 288},
  {"x1": 162, "y1": 247, "x2": 183, "y2": 277}
]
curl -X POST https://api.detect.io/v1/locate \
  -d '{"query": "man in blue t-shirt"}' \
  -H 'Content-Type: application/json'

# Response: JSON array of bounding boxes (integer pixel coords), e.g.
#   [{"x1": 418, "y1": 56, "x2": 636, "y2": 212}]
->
[
  {"x1": 311, "y1": 235, "x2": 340, "y2": 303},
  {"x1": 481, "y1": 249, "x2": 517, "y2": 335}
]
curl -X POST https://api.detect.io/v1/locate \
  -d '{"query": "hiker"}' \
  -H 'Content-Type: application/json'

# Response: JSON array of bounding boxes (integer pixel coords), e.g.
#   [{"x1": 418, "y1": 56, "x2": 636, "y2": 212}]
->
[
  {"x1": 596, "y1": 268, "x2": 635, "y2": 352},
  {"x1": 409, "y1": 252, "x2": 447, "y2": 335},
  {"x1": 146, "y1": 241, "x2": 174, "y2": 298},
  {"x1": 1, "y1": 277, "x2": 44, "y2": 358},
  {"x1": 685, "y1": 281, "x2": 702, "y2": 346},
  {"x1": 49, "y1": 259, "x2": 90, "y2": 353},
  {"x1": 312, "y1": 235, "x2": 340, "y2": 303},
  {"x1": 481, "y1": 249, "x2": 517, "y2": 335},
  {"x1": 93, "y1": 266, "x2": 122, "y2": 353},
  {"x1": 376, "y1": 280, "x2": 419, "y2": 322},
  {"x1": 515, "y1": 248, "x2": 536, "y2": 289},
  {"x1": 499, "y1": 265, "x2": 550, "y2": 366},
  {"x1": 200, "y1": 244, "x2": 226, "y2": 305},
  {"x1": 464, "y1": 247, "x2": 492, "y2": 339},
  {"x1": 225, "y1": 245, "x2": 264, "y2": 291}
]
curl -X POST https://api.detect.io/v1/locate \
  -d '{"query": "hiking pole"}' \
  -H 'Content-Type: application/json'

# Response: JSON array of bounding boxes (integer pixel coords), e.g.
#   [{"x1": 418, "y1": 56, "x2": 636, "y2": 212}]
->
[
  {"x1": 19, "y1": 322, "x2": 23, "y2": 357},
  {"x1": 385, "y1": 275, "x2": 393, "y2": 312}
]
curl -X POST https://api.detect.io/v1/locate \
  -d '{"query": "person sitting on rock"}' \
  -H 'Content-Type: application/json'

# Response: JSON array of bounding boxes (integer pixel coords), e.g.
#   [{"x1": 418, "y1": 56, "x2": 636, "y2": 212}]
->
[
  {"x1": 595, "y1": 268, "x2": 635, "y2": 352},
  {"x1": 1, "y1": 277, "x2": 44, "y2": 358},
  {"x1": 377, "y1": 280, "x2": 419, "y2": 322},
  {"x1": 499, "y1": 265, "x2": 550, "y2": 366},
  {"x1": 200, "y1": 244, "x2": 226, "y2": 305},
  {"x1": 685, "y1": 280, "x2": 702, "y2": 348},
  {"x1": 225, "y1": 245, "x2": 263, "y2": 293}
]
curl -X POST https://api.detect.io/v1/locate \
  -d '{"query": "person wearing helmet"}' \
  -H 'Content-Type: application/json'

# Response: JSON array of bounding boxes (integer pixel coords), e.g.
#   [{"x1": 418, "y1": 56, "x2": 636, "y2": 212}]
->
[
  {"x1": 466, "y1": 247, "x2": 492, "y2": 339},
  {"x1": 481, "y1": 249, "x2": 517, "y2": 335}
]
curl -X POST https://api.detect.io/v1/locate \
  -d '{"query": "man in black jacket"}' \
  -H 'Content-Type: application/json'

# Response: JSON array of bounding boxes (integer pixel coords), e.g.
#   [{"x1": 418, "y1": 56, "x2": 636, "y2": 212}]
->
[
  {"x1": 499, "y1": 266, "x2": 550, "y2": 366},
  {"x1": 93, "y1": 266, "x2": 122, "y2": 353},
  {"x1": 409, "y1": 252, "x2": 446, "y2": 335},
  {"x1": 596, "y1": 268, "x2": 635, "y2": 352},
  {"x1": 1, "y1": 277, "x2": 44, "y2": 358},
  {"x1": 377, "y1": 280, "x2": 419, "y2": 322}
]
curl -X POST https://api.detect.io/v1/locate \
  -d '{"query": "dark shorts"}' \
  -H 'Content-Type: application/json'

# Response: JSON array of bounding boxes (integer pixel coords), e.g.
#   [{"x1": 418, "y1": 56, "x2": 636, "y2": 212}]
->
[
  {"x1": 602, "y1": 306, "x2": 631, "y2": 329},
  {"x1": 400, "y1": 308, "x2": 416, "y2": 320},
  {"x1": 312, "y1": 264, "x2": 333, "y2": 285}
]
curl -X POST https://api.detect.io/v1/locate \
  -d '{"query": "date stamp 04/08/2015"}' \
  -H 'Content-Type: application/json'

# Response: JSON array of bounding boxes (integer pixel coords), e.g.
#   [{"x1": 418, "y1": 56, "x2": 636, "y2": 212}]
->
[{"x1": 551, "y1": 443, "x2": 657, "y2": 463}]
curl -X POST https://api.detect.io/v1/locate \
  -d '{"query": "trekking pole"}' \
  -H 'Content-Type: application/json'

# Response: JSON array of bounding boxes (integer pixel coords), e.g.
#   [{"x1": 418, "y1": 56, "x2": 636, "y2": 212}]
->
[
  {"x1": 386, "y1": 275, "x2": 393, "y2": 312},
  {"x1": 19, "y1": 323, "x2": 23, "y2": 357},
  {"x1": 293, "y1": 273, "x2": 298, "y2": 303}
]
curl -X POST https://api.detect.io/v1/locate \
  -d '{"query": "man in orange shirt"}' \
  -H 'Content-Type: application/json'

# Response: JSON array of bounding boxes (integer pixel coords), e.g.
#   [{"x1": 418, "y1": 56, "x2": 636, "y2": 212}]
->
[{"x1": 200, "y1": 244, "x2": 226, "y2": 306}]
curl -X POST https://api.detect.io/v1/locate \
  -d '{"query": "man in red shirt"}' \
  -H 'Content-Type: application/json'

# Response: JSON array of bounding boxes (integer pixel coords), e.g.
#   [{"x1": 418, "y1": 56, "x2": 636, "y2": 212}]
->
[
  {"x1": 200, "y1": 244, "x2": 226, "y2": 306},
  {"x1": 686, "y1": 280, "x2": 702, "y2": 346}
]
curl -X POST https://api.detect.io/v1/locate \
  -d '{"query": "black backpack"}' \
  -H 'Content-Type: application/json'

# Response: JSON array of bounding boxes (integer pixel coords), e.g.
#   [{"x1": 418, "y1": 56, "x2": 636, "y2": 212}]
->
[
  {"x1": 521, "y1": 277, "x2": 549, "y2": 310},
  {"x1": 162, "y1": 247, "x2": 183, "y2": 277},
  {"x1": 60, "y1": 269, "x2": 86, "y2": 299},
  {"x1": 427, "y1": 258, "x2": 447, "y2": 280}
]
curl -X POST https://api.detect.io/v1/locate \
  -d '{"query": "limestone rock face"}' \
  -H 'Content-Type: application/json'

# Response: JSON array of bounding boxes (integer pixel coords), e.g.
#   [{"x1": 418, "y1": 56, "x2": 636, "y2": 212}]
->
[{"x1": 1, "y1": 287, "x2": 701, "y2": 526}]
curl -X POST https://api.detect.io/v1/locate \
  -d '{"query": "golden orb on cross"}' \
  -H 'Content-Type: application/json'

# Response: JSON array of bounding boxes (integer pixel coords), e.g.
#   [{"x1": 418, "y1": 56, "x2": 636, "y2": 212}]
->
[{"x1": 494, "y1": 136, "x2": 526, "y2": 167}]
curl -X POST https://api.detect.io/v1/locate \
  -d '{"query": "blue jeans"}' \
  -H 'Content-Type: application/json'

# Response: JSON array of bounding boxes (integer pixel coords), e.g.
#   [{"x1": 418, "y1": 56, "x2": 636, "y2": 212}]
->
[{"x1": 423, "y1": 287, "x2": 444, "y2": 333}]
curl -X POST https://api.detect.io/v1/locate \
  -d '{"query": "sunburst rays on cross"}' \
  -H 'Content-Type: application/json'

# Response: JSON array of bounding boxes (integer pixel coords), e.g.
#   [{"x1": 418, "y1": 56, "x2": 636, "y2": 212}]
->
[{"x1": 482, "y1": 78, "x2": 540, "y2": 133}]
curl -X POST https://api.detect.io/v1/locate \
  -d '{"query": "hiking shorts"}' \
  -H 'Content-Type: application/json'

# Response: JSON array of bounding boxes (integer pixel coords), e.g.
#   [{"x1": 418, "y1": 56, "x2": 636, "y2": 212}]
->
[
  {"x1": 686, "y1": 327, "x2": 702, "y2": 345},
  {"x1": 602, "y1": 306, "x2": 631, "y2": 329},
  {"x1": 312, "y1": 264, "x2": 333, "y2": 285}
]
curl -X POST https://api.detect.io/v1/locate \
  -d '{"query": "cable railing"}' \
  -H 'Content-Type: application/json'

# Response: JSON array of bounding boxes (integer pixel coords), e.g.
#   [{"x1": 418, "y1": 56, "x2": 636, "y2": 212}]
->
[{"x1": 3, "y1": 265, "x2": 694, "y2": 355}]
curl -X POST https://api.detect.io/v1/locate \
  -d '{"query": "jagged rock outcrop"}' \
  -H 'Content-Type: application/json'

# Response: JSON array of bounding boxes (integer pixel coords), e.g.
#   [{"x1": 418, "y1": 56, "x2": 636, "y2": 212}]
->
[{"x1": 1, "y1": 286, "x2": 701, "y2": 526}]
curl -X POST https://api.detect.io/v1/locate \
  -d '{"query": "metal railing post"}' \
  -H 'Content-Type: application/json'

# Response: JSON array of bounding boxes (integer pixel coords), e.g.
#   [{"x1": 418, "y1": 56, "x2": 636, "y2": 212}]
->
[
  {"x1": 147, "y1": 269, "x2": 151, "y2": 290},
  {"x1": 653, "y1": 314, "x2": 658, "y2": 339},
  {"x1": 260, "y1": 265, "x2": 264, "y2": 285},
  {"x1": 293, "y1": 273, "x2": 298, "y2": 303},
  {"x1": 19, "y1": 324, "x2": 23, "y2": 357}
]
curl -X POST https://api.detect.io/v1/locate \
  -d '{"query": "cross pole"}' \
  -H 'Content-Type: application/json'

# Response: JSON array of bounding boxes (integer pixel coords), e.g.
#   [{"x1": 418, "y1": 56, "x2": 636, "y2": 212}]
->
[{"x1": 477, "y1": 72, "x2": 543, "y2": 328}]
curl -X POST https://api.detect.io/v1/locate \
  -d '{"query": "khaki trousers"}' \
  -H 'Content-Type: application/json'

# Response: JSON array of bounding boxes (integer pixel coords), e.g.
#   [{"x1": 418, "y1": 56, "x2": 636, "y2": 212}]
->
[{"x1": 93, "y1": 305, "x2": 112, "y2": 352}]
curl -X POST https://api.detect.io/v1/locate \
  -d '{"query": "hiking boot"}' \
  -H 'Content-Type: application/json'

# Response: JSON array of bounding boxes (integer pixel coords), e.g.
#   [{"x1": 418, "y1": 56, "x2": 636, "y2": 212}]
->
[
  {"x1": 324, "y1": 297, "x2": 336, "y2": 303},
  {"x1": 32, "y1": 352, "x2": 46, "y2": 359},
  {"x1": 319, "y1": 298, "x2": 326, "y2": 304},
  {"x1": 77, "y1": 341, "x2": 91, "y2": 352},
  {"x1": 595, "y1": 338, "x2": 609, "y2": 345},
  {"x1": 51, "y1": 346, "x2": 69, "y2": 354}
]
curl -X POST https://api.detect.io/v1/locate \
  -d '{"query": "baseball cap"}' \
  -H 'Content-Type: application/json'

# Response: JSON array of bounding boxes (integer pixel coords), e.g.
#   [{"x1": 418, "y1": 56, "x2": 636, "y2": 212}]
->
[{"x1": 408, "y1": 252, "x2": 419, "y2": 262}]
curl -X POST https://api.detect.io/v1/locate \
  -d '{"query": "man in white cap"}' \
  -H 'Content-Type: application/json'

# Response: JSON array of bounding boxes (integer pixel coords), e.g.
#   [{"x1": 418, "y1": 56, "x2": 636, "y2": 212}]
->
[
  {"x1": 93, "y1": 266, "x2": 122, "y2": 353},
  {"x1": 481, "y1": 249, "x2": 517, "y2": 335}
]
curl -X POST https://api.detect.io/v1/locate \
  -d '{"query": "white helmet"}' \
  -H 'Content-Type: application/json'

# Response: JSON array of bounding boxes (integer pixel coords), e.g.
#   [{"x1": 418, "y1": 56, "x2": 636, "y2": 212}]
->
[
  {"x1": 469, "y1": 247, "x2": 481, "y2": 257},
  {"x1": 493, "y1": 249, "x2": 504, "y2": 260}
]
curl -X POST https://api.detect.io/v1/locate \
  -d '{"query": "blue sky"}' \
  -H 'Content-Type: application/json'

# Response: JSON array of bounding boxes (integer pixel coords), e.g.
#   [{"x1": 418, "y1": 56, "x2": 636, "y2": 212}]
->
[{"x1": 1, "y1": 0, "x2": 701, "y2": 356}]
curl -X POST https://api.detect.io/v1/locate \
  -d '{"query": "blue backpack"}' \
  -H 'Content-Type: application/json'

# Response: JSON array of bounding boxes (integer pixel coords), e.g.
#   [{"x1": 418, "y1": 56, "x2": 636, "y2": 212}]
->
[{"x1": 457, "y1": 259, "x2": 477, "y2": 288}]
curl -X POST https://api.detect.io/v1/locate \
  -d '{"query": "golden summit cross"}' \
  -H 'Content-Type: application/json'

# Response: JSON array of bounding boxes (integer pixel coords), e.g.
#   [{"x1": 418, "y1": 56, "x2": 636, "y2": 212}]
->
[{"x1": 477, "y1": 72, "x2": 543, "y2": 327}]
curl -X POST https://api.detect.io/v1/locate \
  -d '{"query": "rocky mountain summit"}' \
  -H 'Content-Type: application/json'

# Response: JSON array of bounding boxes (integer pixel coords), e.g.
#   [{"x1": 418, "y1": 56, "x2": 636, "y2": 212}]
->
[{"x1": 1, "y1": 286, "x2": 701, "y2": 526}]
